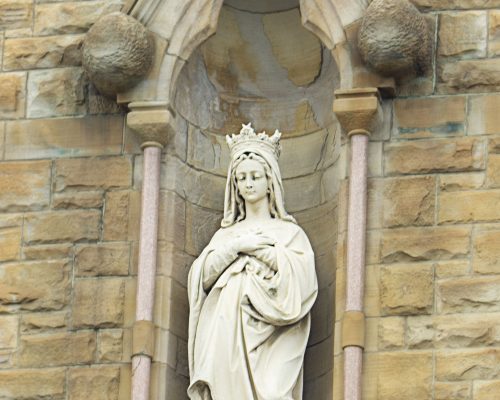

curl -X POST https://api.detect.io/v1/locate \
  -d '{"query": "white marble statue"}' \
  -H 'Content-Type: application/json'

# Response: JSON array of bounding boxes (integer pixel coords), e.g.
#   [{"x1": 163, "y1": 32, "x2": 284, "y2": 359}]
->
[{"x1": 187, "y1": 123, "x2": 318, "y2": 400}]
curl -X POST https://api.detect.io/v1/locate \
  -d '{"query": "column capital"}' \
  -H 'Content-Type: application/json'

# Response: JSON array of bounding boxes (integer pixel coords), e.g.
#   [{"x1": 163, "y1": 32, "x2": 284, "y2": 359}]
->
[
  {"x1": 127, "y1": 101, "x2": 175, "y2": 148},
  {"x1": 333, "y1": 88, "x2": 382, "y2": 136}
]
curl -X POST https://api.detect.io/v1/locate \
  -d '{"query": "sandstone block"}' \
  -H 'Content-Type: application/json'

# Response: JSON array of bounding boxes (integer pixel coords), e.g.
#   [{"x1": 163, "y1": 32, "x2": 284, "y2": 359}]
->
[
  {"x1": 23, "y1": 243, "x2": 73, "y2": 260},
  {"x1": 0, "y1": 0, "x2": 32, "y2": 31},
  {"x1": 0, "y1": 315, "x2": 18, "y2": 349},
  {"x1": 0, "y1": 260, "x2": 70, "y2": 313},
  {"x1": 103, "y1": 191, "x2": 139, "y2": 241},
  {"x1": 385, "y1": 137, "x2": 485, "y2": 175},
  {"x1": 154, "y1": 277, "x2": 188, "y2": 338},
  {"x1": 407, "y1": 316, "x2": 434, "y2": 349},
  {"x1": 436, "y1": 348, "x2": 500, "y2": 381},
  {"x1": 0, "y1": 226, "x2": 21, "y2": 262},
  {"x1": 468, "y1": 95, "x2": 500, "y2": 135},
  {"x1": 394, "y1": 96, "x2": 465, "y2": 138},
  {"x1": 382, "y1": 176, "x2": 435, "y2": 228},
  {"x1": 156, "y1": 241, "x2": 194, "y2": 287},
  {"x1": 438, "y1": 11, "x2": 486, "y2": 58},
  {"x1": 97, "y1": 329, "x2": 123, "y2": 363},
  {"x1": 378, "y1": 317, "x2": 405, "y2": 350},
  {"x1": 3, "y1": 35, "x2": 83, "y2": 70},
  {"x1": 76, "y1": 243, "x2": 129, "y2": 277},
  {"x1": 52, "y1": 191, "x2": 104, "y2": 209},
  {"x1": 0, "y1": 72, "x2": 26, "y2": 119},
  {"x1": 303, "y1": 334, "x2": 332, "y2": 381},
  {"x1": 27, "y1": 67, "x2": 86, "y2": 118},
  {"x1": 435, "y1": 382, "x2": 470, "y2": 400},
  {"x1": 185, "y1": 202, "x2": 222, "y2": 257},
  {"x1": 411, "y1": 0, "x2": 500, "y2": 9},
  {"x1": 21, "y1": 312, "x2": 67, "y2": 333},
  {"x1": 68, "y1": 365, "x2": 120, "y2": 400},
  {"x1": 439, "y1": 172, "x2": 484, "y2": 191},
  {"x1": 380, "y1": 263, "x2": 433, "y2": 315},
  {"x1": 72, "y1": 278, "x2": 125, "y2": 328},
  {"x1": 88, "y1": 84, "x2": 123, "y2": 115},
  {"x1": 435, "y1": 260, "x2": 469, "y2": 278},
  {"x1": 474, "y1": 380, "x2": 500, "y2": 400},
  {"x1": 54, "y1": 157, "x2": 132, "y2": 192},
  {"x1": 438, "y1": 276, "x2": 500, "y2": 313},
  {"x1": 24, "y1": 210, "x2": 100, "y2": 244},
  {"x1": 486, "y1": 154, "x2": 500, "y2": 188},
  {"x1": 0, "y1": 160, "x2": 51, "y2": 212},
  {"x1": 438, "y1": 59, "x2": 500, "y2": 94},
  {"x1": 380, "y1": 226, "x2": 470, "y2": 263},
  {"x1": 490, "y1": 136, "x2": 500, "y2": 153},
  {"x1": 0, "y1": 368, "x2": 65, "y2": 399},
  {"x1": 5, "y1": 115, "x2": 123, "y2": 160},
  {"x1": 489, "y1": 11, "x2": 500, "y2": 56},
  {"x1": 158, "y1": 190, "x2": 186, "y2": 249},
  {"x1": 363, "y1": 352, "x2": 432, "y2": 400},
  {"x1": 439, "y1": 190, "x2": 500, "y2": 223},
  {"x1": 14, "y1": 331, "x2": 96, "y2": 367},
  {"x1": 474, "y1": 230, "x2": 500, "y2": 274},
  {"x1": 34, "y1": 1, "x2": 122, "y2": 35}
]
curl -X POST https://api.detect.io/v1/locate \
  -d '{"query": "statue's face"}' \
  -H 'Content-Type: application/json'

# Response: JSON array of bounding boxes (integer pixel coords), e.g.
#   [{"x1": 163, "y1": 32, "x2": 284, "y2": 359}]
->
[{"x1": 235, "y1": 158, "x2": 268, "y2": 205}]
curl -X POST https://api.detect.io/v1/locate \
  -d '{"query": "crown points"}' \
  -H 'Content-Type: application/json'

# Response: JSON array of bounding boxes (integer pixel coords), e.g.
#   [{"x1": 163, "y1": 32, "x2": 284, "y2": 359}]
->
[{"x1": 226, "y1": 123, "x2": 282, "y2": 159}]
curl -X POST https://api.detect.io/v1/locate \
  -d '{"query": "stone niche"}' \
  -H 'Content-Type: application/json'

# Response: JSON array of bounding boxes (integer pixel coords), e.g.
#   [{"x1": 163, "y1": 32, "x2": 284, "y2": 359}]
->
[{"x1": 167, "y1": 0, "x2": 342, "y2": 398}]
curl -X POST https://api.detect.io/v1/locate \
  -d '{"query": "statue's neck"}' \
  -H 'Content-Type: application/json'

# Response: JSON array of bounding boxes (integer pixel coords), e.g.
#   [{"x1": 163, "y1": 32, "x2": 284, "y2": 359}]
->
[{"x1": 244, "y1": 198, "x2": 272, "y2": 222}]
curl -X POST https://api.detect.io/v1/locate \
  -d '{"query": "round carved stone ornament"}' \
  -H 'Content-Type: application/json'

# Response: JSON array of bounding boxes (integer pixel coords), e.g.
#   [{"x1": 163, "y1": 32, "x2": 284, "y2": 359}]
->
[
  {"x1": 82, "y1": 12, "x2": 154, "y2": 97},
  {"x1": 358, "y1": 0, "x2": 431, "y2": 78}
]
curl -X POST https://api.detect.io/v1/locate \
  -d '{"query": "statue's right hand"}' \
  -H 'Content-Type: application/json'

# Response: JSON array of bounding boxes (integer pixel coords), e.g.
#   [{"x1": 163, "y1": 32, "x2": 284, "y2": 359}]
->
[{"x1": 231, "y1": 230, "x2": 276, "y2": 254}]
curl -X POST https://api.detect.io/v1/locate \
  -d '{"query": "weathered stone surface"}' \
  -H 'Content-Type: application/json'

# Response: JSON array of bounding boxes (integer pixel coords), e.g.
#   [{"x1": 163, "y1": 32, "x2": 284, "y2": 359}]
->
[
  {"x1": 490, "y1": 136, "x2": 500, "y2": 153},
  {"x1": 438, "y1": 276, "x2": 500, "y2": 313},
  {"x1": 88, "y1": 84, "x2": 123, "y2": 114},
  {"x1": 363, "y1": 352, "x2": 433, "y2": 400},
  {"x1": 385, "y1": 137, "x2": 485, "y2": 175},
  {"x1": 34, "y1": 1, "x2": 122, "y2": 35},
  {"x1": 438, "y1": 59, "x2": 500, "y2": 93},
  {"x1": 54, "y1": 157, "x2": 131, "y2": 192},
  {"x1": 382, "y1": 176, "x2": 435, "y2": 228},
  {"x1": 435, "y1": 382, "x2": 470, "y2": 400},
  {"x1": 394, "y1": 96, "x2": 465, "y2": 138},
  {"x1": 489, "y1": 10, "x2": 500, "y2": 56},
  {"x1": 21, "y1": 312, "x2": 67, "y2": 333},
  {"x1": 439, "y1": 172, "x2": 484, "y2": 191},
  {"x1": 14, "y1": 331, "x2": 96, "y2": 367},
  {"x1": 486, "y1": 154, "x2": 500, "y2": 188},
  {"x1": 380, "y1": 226, "x2": 470, "y2": 263},
  {"x1": 378, "y1": 317, "x2": 405, "y2": 350},
  {"x1": 156, "y1": 241, "x2": 194, "y2": 287},
  {"x1": 0, "y1": 72, "x2": 26, "y2": 119},
  {"x1": 439, "y1": 190, "x2": 500, "y2": 223},
  {"x1": 75, "y1": 243, "x2": 129, "y2": 277},
  {"x1": 380, "y1": 263, "x2": 433, "y2": 315},
  {"x1": 68, "y1": 365, "x2": 120, "y2": 400},
  {"x1": 23, "y1": 243, "x2": 72, "y2": 260},
  {"x1": 0, "y1": 368, "x2": 65, "y2": 399},
  {"x1": 0, "y1": 160, "x2": 51, "y2": 212},
  {"x1": 5, "y1": 115, "x2": 124, "y2": 160},
  {"x1": 474, "y1": 380, "x2": 500, "y2": 400},
  {"x1": 407, "y1": 316, "x2": 434, "y2": 349},
  {"x1": 436, "y1": 348, "x2": 500, "y2": 381},
  {"x1": 0, "y1": 0, "x2": 33, "y2": 31},
  {"x1": 438, "y1": 11, "x2": 487, "y2": 58},
  {"x1": 72, "y1": 278, "x2": 125, "y2": 328},
  {"x1": 97, "y1": 329, "x2": 123, "y2": 362},
  {"x1": 24, "y1": 210, "x2": 101, "y2": 244},
  {"x1": 52, "y1": 191, "x2": 104, "y2": 209},
  {"x1": 435, "y1": 260, "x2": 469, "y2": 278},
  {"x1": 27, "y1": 67, "x2": 86, "y2": 118},
  {"x1": 0, "y1": 260, "x2": 70, "y2": 313},
  {"x1": 0, "y1": 226, "x2": 21, "y2": 262},
  {"x1": 474, "y1": 230, "x2": 500, "y2": 274},
  {"x1": 103, "y1": 191, "x2": 140, "y2": 241},
  {"x1": 185, "y1": 202, "x2": 222, "y2": 257},
  {"x1": 3, "y1": 35, "x2": 83, "y2": 70},
  {"x1": 468, "y1": 94, "x2": 500, "y2": 135},
  {"x1": 83, "y1": 12, "x2": 153, "y2": 96},
  {"x1": 154, "y1": 276, "x2": 188, "y2": 338},
  {"x1": 0, "y1": 315, "x2": 18, "y2": 349},
  {"x1": 411, "y1": 0, "x2": 500, "y2": 9},
  {"x1": 358, "y1": 0, "x2": 431, "y2": 77}
]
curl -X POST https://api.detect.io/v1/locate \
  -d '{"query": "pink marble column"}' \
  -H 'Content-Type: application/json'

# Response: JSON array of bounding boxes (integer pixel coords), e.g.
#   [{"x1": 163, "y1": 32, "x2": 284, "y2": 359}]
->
[
  {"x1": 132, "y1": 144, "x2": 162, "y2": 400},
  {"x1": 344, "y1": 133, "x2": 369, "y2": 400}
]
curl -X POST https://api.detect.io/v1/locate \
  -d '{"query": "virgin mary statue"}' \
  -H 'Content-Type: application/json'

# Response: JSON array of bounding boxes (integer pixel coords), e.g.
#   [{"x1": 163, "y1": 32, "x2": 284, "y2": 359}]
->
[{"x1": 187, "y1": 123, "x2": 318, "y2": 400}]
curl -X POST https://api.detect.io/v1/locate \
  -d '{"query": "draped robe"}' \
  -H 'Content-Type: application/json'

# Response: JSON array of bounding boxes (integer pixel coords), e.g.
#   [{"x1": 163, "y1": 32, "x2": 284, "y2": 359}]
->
[{"x1": 187, "y1": 220, "x2": 318, "y2": 400}]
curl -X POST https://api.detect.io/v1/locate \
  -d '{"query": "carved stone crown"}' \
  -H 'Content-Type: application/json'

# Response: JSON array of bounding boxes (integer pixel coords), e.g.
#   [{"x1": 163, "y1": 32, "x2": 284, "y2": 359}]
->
[{"x1": 226, "y1": 123, "x2": 282, "y2": 159}]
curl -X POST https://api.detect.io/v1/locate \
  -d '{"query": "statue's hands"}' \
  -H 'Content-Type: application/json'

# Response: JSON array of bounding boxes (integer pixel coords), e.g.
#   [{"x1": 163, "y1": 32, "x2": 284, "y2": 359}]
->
[{"x1": 230, "y1": 229, "x2": 276, "y2": 254}]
